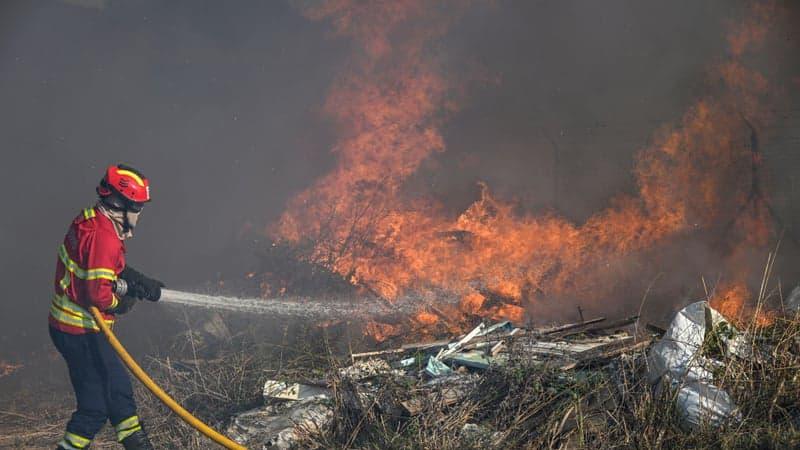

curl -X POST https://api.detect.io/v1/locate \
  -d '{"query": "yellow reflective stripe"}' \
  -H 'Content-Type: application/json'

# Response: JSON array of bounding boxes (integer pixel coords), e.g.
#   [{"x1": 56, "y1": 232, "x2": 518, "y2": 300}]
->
[
  {"x1": 62, "y1": 431, "x2": 91, "y2": 448},
  {"x1": 50, "y1": 304, "x2": 99, "y2": 331},
  {"x1": 86, "y1": 268, "x2": 116, "y2": 281},
  {"x1": 117, "y1": 424, "x2": 142, "y2": 441},
  {"x1": 53, "y1": 293, "x2": 89, "y2": 314},
  {"x1": 51, "y1": 300, "x2": 88, "y2": 320},
  {"x1": 58, "y1": 245, "x2": 116, "y2": 281},
  {"x1": 115, "y1": 415, "x2": 142, "y2": 441},
  {"x1": 116, "y1": 169, "x2": 146, "y2": 187},
  {"x1": 52, "y1": 294, "x2": 113, "y2": 323},
  {"x1": 65, "y1": 431, "x2": 91, "y2": 446},
  {"x1": 82, "y1": 208, "x2": 96, "y2": 220},
  {"x1": 110, "y1": 294, "x2": 119, "y2": 309},
  {"x1": 115, "y1": 415, "x2": 140, "y2": 431},
  {"x1": 50, "y1": 294, "x2": 114, "y2": 331},
  {"x1": 60, "y1": 271, "x2": 71, "y2": 291}
]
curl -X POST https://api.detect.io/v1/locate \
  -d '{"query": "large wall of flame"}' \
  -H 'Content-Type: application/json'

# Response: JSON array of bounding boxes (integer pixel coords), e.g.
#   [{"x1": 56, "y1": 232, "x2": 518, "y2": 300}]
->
[{"x1": 274, "y1": 1, "x2": 790, "y2": 326}]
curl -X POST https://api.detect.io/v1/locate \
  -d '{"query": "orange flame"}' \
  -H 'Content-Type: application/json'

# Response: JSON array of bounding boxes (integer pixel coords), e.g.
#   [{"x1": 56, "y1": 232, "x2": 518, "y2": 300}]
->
[
  {"x1": 710, "y1": 282, "x2": 774, "y2": 327},
  {"x1": 414, "y1": 310, "x2": 439, "y2": 326},
  {"x1": 363, "y1": 320, "x2": 402, "y2": 343},
  {"x1": 275, "y1": 2, "x2": 781, "y2": 337}
]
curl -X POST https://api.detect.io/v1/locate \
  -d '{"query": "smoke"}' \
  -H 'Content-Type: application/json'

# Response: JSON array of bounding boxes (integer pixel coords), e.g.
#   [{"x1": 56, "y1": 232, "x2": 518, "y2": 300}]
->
[
  {"x1": 0, "y1": 0, "x2": 346, "y2": 359},
  {"x1": 0, "y1": 0, "x2": 798, "y2": 359},
  {"x1": 272, "y1": 0, "x2": 798, "y2": 329}
]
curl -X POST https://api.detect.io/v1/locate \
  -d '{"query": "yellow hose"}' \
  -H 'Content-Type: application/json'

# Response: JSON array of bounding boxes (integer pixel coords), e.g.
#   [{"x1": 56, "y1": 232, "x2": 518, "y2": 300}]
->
[{"x1": 89, "y1": 306, "x2": 247, "y2": 450}]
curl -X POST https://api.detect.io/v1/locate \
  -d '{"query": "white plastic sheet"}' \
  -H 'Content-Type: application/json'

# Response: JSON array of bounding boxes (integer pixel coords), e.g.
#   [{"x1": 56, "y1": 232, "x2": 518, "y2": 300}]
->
[{"x1": 647, "y1": 301, "x2": 743, "y2": 429}]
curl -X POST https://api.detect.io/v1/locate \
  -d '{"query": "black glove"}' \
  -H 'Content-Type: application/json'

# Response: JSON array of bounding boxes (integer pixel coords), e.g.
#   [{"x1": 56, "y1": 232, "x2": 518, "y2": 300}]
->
[
  {"x1": 126, "y1": 282, "x2": 150, "y2": 301},
  {"x1": 120, "y1": 266, "x2": 165, "y2": 302},
  {"x1": 107, "y1": 295, "x2": 137, "y2": 315},
  {"x1": 140, "y1": 276, "x2": 164, "y2": 302}
]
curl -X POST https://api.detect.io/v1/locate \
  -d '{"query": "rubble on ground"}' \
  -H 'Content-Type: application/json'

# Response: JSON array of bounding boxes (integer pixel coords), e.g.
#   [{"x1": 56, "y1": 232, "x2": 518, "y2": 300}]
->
[
  {"x1": 226, "y1": 397, "x2": 333, "y2": 449},
  {"x1": 224, "y1": 297, "x2": 800, "y2": 448},
  {"x1": 227, "y1": 312, "x2": 654, "y2": 448}
]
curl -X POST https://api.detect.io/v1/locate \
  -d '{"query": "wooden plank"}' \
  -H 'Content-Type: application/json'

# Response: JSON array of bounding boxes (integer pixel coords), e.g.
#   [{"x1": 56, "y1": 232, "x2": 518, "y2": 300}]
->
[
  {"x1": 560, "y1": 338, "x2": 652, "y2": 370},
  {"x1": 350, "y1": 348, "x2": 406, "y2": 359},
  {"x1": 536, "y1": 317, "x2": 605, "y2": 335},
  {"x1": 558, "y1": 315, "x2": 638, "y2": 337}
]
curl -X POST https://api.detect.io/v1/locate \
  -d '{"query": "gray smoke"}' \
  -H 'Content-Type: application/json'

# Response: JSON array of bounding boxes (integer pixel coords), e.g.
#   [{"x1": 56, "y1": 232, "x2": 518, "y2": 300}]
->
[{"x1": 0, "y1": 0, "x2": 797, "y2": 365}]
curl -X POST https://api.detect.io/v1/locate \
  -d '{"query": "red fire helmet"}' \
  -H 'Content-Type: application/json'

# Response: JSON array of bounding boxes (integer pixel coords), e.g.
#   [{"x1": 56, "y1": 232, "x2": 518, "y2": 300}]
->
[{"x1": 97, "y1": 164, "x2": 151, "y2": 204}]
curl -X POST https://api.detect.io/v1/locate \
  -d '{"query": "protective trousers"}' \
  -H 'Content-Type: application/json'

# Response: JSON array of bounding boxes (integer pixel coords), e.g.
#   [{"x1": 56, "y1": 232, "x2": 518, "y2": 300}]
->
[{"x1": 50, "y1": 326, "x2": 141, "y2": 449}]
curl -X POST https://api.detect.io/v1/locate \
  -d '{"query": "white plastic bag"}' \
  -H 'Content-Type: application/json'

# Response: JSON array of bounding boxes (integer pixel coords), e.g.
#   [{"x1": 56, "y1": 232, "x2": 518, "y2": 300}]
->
[{"x1": 647, "y1": 301, "x2": 742, "y2": 429}]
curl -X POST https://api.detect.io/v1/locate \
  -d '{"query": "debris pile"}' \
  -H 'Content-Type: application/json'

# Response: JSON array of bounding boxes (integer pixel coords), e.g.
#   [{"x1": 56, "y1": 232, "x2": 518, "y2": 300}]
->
[
  {"x1": 219, "y1": 293, "x2": 800, "y2": 449},
  {"x1": 227, "y1": 314, "x2": 652, "y2": 449}
]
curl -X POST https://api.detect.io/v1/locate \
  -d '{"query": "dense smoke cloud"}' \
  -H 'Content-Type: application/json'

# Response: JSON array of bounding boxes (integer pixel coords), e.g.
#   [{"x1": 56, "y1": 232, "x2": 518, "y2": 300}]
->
[{"x1": 0, "y1": 0, "x2": 798, "y2": 357}]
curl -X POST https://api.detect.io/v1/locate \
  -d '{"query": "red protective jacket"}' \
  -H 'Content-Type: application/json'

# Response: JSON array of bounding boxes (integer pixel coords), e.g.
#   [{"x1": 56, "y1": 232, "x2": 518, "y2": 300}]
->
[{"x1": 49, "y1": 207, "x2": 125, "y2": 334}]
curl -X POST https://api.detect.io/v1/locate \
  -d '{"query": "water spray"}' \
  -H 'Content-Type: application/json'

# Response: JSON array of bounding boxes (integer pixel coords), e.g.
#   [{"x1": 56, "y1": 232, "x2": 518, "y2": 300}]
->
[{"x1": 159, "y1": 288, "x2": 428, "y2": 318}]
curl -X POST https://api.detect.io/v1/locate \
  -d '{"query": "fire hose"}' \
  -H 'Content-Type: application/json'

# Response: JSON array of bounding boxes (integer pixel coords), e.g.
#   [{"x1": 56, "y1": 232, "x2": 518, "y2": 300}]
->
[{"x1": 88, "y1": 306, "x2": 247, "y2": 450}]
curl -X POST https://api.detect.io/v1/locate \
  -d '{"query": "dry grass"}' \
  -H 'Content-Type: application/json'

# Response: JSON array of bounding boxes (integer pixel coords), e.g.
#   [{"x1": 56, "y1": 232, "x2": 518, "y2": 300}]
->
[
  {"x1": 299, "y1": 311, "x2": 800, "y2": 449},
  {"x1": 131, "y1": 320, "x2": 336, "y2": 449},
  {"x1": 298, "y1": 267, "x2": 800, "y2": 450},
  {"x1": 3, "y1": 256, "x2": 799, "y2": 449},
  {"x1": 3, "y1": 305, "x2": 798, "y2": 450},
  {"x1": 4, "y1": 311, "x2": 799, "y2": 449}
]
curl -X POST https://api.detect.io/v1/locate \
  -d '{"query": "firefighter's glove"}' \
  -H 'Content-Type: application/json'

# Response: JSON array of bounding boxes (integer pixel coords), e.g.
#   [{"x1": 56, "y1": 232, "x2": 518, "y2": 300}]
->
[
  {"x1": 126, "y1": 282, "x2": 150, "y2": 301},
  {"x1": 108, "y1": 296, "x2": 137, "y2": 315},
  {"x1": 139, "y1": 276, "x2": 164, "y2": 302},
  {"x1": 120, "y1": 266, "x2": 165, "y2": 302}
]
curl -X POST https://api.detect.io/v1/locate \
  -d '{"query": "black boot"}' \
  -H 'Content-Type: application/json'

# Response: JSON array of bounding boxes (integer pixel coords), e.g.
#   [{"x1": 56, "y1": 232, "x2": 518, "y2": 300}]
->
[{"x1": 120, "y1": 429, "x2": 154, "y2": 450}]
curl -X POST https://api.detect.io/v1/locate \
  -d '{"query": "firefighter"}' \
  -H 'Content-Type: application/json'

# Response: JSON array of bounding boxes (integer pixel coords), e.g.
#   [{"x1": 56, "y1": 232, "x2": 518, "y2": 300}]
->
[{"x1": 50, "y1": 164, "x2": 164, "y2": 450}]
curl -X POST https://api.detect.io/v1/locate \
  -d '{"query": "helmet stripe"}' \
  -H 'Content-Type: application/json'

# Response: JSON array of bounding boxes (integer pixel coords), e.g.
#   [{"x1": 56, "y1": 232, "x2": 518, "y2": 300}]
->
[{"x1": 116, "y1": 169, "x2": 146, "y2": 187}]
